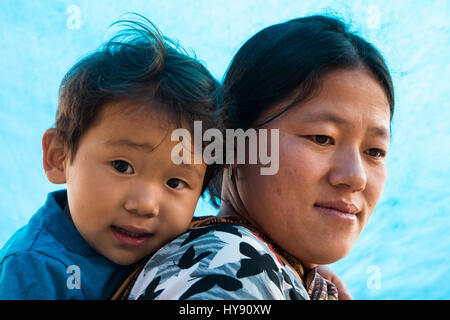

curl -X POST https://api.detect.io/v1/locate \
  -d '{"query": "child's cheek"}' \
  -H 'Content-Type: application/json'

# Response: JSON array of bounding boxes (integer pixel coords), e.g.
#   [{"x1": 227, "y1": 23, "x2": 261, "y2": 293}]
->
[
  {"x1": 71, "y1": 162, "x2": 119, "y2": 228},
  {"x1": 167, "y1": 195, "x2": 197, "y2": 236}
]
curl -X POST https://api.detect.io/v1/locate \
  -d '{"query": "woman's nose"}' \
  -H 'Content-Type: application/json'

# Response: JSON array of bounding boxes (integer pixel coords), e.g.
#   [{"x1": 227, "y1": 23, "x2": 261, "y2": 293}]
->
[
  {"x1": 328, "y1": 148, "x2": 367, "y2": 192},
  {"x1": 124, "y1": 184, "x2": 160, "y2": 217}
]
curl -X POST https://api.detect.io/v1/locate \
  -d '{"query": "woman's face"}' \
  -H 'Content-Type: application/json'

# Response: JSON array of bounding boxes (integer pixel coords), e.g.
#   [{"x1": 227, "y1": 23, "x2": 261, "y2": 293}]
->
[{"x1": 236, "y1": 68, "x2": 391, "y2": 266}]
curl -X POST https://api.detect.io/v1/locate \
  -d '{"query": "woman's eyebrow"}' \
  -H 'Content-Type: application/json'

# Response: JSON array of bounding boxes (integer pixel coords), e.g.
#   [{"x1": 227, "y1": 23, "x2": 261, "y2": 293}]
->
[{"x1": 300, "y1": 112, "x2": 390, "y2": 139}]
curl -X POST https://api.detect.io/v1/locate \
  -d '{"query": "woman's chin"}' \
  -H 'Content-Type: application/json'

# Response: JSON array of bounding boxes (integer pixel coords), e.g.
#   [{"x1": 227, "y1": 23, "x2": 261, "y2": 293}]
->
[{"x1": 297, "y1": 244, "x2": 354, "y2": 266}]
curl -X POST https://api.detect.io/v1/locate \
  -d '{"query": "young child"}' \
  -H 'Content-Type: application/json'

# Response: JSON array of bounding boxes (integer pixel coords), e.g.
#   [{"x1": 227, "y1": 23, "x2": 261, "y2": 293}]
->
[{"x1": 0, "y1": 15, "x2": 222, "y2": 299}]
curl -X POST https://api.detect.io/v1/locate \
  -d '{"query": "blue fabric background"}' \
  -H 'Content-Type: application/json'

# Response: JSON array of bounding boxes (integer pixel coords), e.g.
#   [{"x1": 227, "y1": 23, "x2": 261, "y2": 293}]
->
[{"x1": 0, "y1": 0, "x2": 449, "y2": 299}]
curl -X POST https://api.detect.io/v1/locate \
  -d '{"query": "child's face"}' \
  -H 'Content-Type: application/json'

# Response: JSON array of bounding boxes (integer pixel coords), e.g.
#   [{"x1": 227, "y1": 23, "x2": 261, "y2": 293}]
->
[{"x1": 63, "y1": 100, "x2": 206, "y2": 265}]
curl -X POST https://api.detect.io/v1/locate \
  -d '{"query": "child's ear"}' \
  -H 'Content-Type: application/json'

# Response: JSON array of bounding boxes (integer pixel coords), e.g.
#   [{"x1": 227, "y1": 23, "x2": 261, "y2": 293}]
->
[{"x1": 42, "y1": 129, "x2": 67, "y2": 184}]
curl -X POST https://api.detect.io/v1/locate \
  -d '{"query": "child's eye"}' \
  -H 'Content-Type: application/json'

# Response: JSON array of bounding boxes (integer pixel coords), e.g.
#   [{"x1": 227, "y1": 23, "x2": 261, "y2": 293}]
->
[
  {"x1": 166, "y1": 178, "x2": 188, "y2": 190},
  {"x1": 366, "y1": 148, "x2": 386, "y2": 159},
  {"x1": 111, "y1": 160, "x2": 134, "y2": 174},
  {"x1": 308, "y1": 135, "x2": 334, "y2": 146}
]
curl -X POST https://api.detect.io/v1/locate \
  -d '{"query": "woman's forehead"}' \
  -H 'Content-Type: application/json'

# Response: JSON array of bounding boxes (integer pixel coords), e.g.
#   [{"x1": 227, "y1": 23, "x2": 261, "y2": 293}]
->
[
  {"x1": 266, "y1": 69, "x2": 391, "y2": 135},
  {"x1": 258, "y1": 68, "x2": 390, "y2": 128},
  {"x1": 309, "y1": 70, "x2": 389, "y2": 123},
  {"x1": 319, "y1": 69, "x2": 389, "y2": 105}
]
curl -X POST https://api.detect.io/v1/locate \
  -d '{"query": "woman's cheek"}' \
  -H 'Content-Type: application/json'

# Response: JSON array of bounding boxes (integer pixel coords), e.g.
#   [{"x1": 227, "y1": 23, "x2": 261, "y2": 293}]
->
[
  {"x1": 279, "y1": 137, "x2": 323, "y2": 185},
  {"x1": 364, "y1": 164, "x2": 387, "y2": 221}
]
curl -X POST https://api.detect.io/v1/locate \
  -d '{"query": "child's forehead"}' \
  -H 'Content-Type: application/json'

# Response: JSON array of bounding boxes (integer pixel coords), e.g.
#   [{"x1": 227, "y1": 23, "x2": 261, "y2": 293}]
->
[
  {"x1": 91, "y1": 99, "x2": 199, "y2": 148},
  {"x1": 99, "y1": 99, "x2": 182, "y2": 129}
]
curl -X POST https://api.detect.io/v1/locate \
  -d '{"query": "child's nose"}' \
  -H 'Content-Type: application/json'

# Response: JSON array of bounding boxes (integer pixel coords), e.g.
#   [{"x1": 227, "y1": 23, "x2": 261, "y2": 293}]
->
[{"x1": 124, "y1": 186, "x2": 160, "y2": 217}]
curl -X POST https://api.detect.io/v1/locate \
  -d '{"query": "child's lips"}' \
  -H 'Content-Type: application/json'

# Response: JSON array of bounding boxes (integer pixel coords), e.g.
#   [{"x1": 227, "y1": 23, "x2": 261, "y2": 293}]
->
[
  {"x1": 111, "y1": 225, "x2": 153, "y2": 246},
  {"x1": 114, "y1": 225, "x2": 153, "y2": 236}
]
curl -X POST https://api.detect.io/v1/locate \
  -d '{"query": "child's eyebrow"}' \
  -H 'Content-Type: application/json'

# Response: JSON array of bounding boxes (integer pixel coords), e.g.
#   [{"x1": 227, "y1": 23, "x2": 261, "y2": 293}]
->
[
  {"x1": 103, "y1": 139, "x2": 156, "y2": 153},
  {"x1": 175, "y1": 162, "x2": 204, "y2": 180},
  {"x1": 104, "y1": 139, "x2": 204, "y2": 179}
]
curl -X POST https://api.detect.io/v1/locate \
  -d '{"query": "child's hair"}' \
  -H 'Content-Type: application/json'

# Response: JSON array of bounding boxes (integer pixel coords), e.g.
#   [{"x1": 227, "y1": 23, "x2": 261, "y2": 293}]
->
[{"x1": 55, "y1": 13, "x2": 223, "y2": 207}]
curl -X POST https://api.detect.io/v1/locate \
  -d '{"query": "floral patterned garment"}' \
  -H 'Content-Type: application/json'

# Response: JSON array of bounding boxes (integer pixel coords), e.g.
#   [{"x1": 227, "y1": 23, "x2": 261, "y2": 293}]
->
[{"x1": 115, "y1": 216, "x2": 338, "y2": 300}]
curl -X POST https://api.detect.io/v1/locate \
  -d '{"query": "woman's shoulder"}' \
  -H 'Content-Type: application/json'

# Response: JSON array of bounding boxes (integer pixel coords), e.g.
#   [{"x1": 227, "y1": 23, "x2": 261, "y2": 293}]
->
[{"x1": 128, "y1": 222, "x2": 309, "y2": 300}]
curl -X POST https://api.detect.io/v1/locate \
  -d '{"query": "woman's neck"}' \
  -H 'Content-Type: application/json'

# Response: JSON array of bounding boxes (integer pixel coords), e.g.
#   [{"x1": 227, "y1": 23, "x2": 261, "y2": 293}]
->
[
  {"x1": 217, "y1": 170, "x2": 254, "y2": 220},
  {"x1": 217, "y1": 200, "x2": 250, "y2": 220},
  {"x1": 218, "y1": 171, "x2": 319, "y2": 273}
]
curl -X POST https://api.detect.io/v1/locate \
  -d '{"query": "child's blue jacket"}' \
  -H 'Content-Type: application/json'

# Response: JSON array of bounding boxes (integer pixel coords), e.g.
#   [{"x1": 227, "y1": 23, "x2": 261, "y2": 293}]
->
[{"x1": 0, "y1": 190, "x2": 131, "y2": 299}]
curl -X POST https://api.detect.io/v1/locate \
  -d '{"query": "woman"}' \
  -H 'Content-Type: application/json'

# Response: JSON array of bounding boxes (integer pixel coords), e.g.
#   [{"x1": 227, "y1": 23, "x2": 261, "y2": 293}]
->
[{"x1": 117, "y1": 15, "x2": 394, "y2": 300}]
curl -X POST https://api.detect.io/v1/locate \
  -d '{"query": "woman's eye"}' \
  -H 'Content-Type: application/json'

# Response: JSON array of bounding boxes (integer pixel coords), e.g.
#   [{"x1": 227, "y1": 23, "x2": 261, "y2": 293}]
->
[
  {"x1": 366, "y1": 148, "x2": 386, "y2": 159},
  {"x1": 166, "y1": 178, "x2": 187, "y2": 190},
  {"x1": 111, "y1": 160, "x2": 134, "y2": 174},
  {"x1": 309, "y1": 135, "x2": 334, "y2": 145}
]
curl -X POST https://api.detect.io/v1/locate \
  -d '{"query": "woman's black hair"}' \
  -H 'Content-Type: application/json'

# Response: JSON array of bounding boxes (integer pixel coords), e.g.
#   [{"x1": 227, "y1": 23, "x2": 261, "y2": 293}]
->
[{"x1": 222, "y1": 15, "x2": 394, "y2": 130}]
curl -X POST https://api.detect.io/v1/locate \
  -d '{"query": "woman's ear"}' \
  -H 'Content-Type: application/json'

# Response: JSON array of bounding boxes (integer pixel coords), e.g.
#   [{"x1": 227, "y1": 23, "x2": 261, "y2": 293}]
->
[{"x1": 42, "y1": 129, "x2": 67, "y2": 184}]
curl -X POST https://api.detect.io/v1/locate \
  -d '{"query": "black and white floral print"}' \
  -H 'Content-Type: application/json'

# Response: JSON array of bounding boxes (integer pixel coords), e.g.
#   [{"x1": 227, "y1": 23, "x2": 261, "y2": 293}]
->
[{"x1": 128, "y1": 224, "x2": 310, "y2": 300}]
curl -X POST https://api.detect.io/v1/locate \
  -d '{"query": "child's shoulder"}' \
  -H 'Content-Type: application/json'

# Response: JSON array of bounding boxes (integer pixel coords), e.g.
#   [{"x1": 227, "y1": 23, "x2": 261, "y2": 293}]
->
[
  {"x1": 0, "y1": 190, "x2": 84, "y2": 299},
  {"x1": 0, "y1": 190, "x2": 68, "y2": 265},
  {"x1": 0, "y1": 214, "x2": 82, "y2": 299},
  {"x1": 0, "y1": 225, "x2": 63, "y2": 266},
  {"x1": 0, "y1": 248, "x2": 85, "y2": 299}
]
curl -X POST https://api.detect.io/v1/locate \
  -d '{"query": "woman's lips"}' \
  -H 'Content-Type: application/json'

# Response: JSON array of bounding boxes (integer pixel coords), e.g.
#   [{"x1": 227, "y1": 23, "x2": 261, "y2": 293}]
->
[
  {"x1": 315, "y1": 201, "x2": 360, "y2": 214},
  {"x1": 111, "y1": 225, "x2": 153, "y2": 246},
  {"x1": 314, "y1": 202, "x2": 359, "y2": 223}
]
